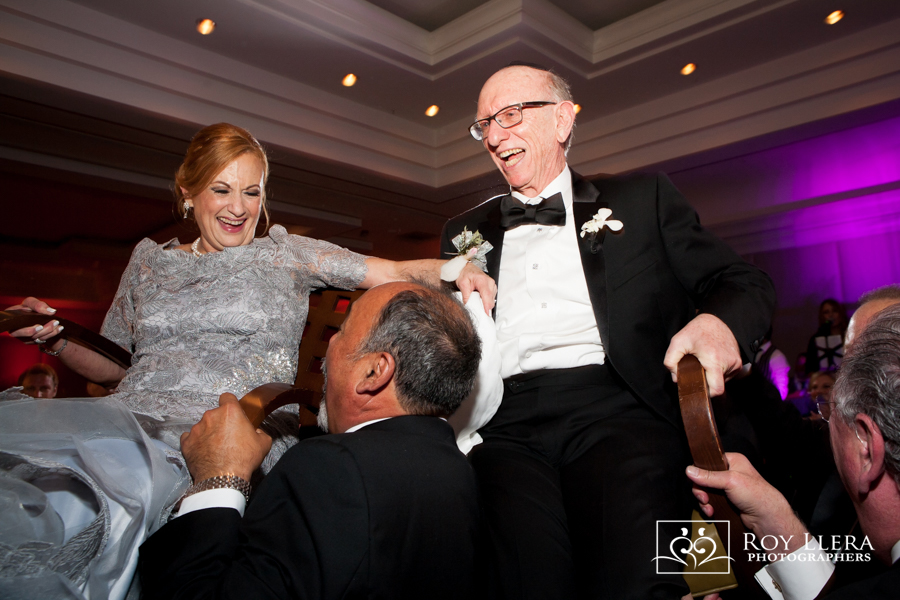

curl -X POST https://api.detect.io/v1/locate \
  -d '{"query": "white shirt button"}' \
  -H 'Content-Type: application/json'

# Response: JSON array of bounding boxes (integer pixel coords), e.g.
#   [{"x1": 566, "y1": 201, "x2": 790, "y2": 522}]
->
[
  {"x1": 541, "y1": 302, "x2": 548, "y2": 309},
  {"x1": 525, "y1": 351, "x2": 533, "y2": 358},
  {"x1": 532, "y1": 263, "x2": 539, "y2": 270}
]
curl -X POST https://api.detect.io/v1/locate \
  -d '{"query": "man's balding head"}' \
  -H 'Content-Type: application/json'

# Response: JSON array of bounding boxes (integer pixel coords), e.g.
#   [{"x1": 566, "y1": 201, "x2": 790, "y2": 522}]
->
[
  {"x1": 476, "y1": 66, "x2": 576, "y2": 197},
  {"x1": 321, "y1": 282, "x2": 481, "y2": 433},
  {"x1": 832, "y1": 303, "x2": 900, "y2": 561},
  {"x1": 846, "y1": 284, "x2": 900, "y2": 345}
]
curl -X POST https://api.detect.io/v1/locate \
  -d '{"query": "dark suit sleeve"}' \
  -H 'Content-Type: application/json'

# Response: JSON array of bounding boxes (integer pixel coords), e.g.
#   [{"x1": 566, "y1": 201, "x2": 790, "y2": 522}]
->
[
  {"x1": 139, "y1": 440, "x2": 370, "y2": 600},
  {"x1": 440, "y1": 219, "x2": 459, "y2": 258},
  {"x1": 655, "y1": 173, "x2": 776, "y2": 361}
]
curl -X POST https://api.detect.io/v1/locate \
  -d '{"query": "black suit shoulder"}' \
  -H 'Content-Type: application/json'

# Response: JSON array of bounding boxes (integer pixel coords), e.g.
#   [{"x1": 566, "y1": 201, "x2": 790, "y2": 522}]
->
[
  {"x1": 441, "y1": 194, "x2": 504, "y2": 256},
  {"x1": 826, "y1": 559, "x2": 900, "y2": 599}
]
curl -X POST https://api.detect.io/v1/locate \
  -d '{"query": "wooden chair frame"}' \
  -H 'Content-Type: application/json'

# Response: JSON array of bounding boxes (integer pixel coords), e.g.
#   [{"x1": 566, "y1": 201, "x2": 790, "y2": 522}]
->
[
  {"x1": 0, "y1": 288, "x2": 364, "y2": 429},
  {"x1": 678, "y1": 355, "x2": 765, "y2": 597}
]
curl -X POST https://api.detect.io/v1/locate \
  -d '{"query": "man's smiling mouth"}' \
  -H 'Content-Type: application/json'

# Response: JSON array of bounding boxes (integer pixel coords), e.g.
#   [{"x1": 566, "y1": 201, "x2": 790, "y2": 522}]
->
[{"x1": 499, "y1": 148, "x2": 524, "y2": 168}]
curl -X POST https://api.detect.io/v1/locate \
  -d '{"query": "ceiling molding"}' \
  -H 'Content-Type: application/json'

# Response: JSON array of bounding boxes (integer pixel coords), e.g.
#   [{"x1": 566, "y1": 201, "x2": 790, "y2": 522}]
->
[
  {"x1": 238, "y1": 0, "x2": 794, "y2": 76},
  {"x1": 710, "y1": 185, "x2": 900, "y2": 255},
  {"x1": 0, "y1": 145, "x2": 171, "y2": 189},
  {"x1": 569, "y1": 20, "x2": 900, "y2": 174},
  {"x1": 2, "y1": 0, "x2": 899, "y2": 190}
]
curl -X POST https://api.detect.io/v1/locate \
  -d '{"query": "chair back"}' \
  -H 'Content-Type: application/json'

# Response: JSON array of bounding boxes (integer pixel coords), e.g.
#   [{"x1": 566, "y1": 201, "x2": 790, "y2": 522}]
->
[
  {"x1": 0, "y1": 310, "x2": 131, "y2": 370},
  {"x1": 678, "y1": 355, "x2": 766, "y2": 598},
  {"x1": 240, "y1": 289, "x2": 363, "y2": 428},
  {"x1": 2, "y1": 290, "x2": 364, "y2": 430}
]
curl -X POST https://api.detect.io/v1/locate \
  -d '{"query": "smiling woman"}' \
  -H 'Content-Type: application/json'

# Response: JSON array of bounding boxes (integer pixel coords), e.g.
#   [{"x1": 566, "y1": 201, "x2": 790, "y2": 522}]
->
[{"x1": 175, "y1": 123, "x2": 269, "y2": 253}]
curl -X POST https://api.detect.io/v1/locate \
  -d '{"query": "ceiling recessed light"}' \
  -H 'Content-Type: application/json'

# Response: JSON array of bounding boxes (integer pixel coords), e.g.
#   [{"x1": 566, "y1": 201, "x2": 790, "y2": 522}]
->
[
  {"x1": 342, "y1": 74, "x2": 357, "y2": 87},
  {"x1": 573, "y1": 104, "x2": 582, "y2": 114},
  {"x1": 425, "y1": 105, "x2": 440, "y2": 117},
  {"x1": 681, "y1": 63, "x2": 696, "y2": 76},
  {"x1": 196, "y1": 19, "x2": 216, "y2": 35},
  {"x1": 825, "y1": 10, "x2": 843, "y2": 25}
]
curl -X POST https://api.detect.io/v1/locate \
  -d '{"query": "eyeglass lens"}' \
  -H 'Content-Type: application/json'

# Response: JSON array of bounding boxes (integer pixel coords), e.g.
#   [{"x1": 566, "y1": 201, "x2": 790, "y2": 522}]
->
[
  {"x1": 472, "y1": 106, "x2": 523, "y2": 140},
  {"x1": 817, "y1": 399, "x2": 833, "y2": 421}
]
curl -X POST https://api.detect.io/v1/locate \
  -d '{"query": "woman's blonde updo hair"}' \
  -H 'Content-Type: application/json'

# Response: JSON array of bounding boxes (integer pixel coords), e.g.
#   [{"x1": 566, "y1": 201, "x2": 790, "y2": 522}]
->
[{"x1": 175, "y1": 123, "x2": 270, "y2": 231}]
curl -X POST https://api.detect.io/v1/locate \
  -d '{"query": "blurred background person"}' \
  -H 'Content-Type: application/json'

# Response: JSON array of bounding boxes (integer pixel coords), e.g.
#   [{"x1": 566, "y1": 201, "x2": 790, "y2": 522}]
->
[
  {"x1": 805, "y1": 298, "x2": 848, "y2": 373},
  {"x1": 16, "y1": 363, "x2": 58, "y2": 398},
  {"x1": 753, "y1": 327, "x2": 790, "y2": 399},
  {"x1": 807, "y1": 370, "x2": 836, "y2": 420}
]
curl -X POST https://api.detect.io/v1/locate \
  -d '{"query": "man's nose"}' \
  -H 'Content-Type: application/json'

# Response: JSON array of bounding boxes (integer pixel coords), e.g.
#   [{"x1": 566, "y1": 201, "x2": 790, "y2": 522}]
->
[{"x1": 485, "y1": 120, "x2": 509, "y2": 147}]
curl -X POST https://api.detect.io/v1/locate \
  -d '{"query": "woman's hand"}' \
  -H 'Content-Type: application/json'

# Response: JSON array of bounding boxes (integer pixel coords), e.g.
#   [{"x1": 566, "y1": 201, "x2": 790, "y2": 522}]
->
[
  {"x1": 456, "y1": 262, "x2": 497, "y2": 314},
  {"x1": 6, "y1": 297, "x2": 65, "y2": 346}
]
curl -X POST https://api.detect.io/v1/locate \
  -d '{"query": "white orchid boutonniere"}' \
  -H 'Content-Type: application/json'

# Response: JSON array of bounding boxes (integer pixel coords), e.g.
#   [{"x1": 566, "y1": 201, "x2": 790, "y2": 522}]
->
[
  {"x1": 580, "y1": 208, "x2": 623, "y2": 254},
  {"x1": 580, "y1": 208, "x2": 623, "y2": 239},
  {"x1": 440, "y1": 227, "x2": 494, "y2": 282}
]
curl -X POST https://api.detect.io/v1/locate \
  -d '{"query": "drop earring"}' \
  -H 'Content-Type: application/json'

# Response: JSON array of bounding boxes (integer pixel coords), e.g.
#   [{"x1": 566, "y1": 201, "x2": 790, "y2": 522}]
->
[{"x1": 183, "y1": 200, "x2": 190, "y2": 219}]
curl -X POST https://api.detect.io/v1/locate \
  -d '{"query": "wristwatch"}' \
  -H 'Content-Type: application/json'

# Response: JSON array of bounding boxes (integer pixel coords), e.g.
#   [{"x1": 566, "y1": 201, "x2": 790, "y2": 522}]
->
[{"x1": 173, "y1": 474, "x2": 251, "y2": 513}]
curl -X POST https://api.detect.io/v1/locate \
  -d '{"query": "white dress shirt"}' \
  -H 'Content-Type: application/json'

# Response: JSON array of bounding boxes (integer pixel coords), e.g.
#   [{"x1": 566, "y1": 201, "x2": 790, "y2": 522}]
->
[
  {"x1": 755, "y1": 536, "x2": 900, "y2": 599},
  {"x1": 496, "y1": 166, "x2": 605, "y2": 379}
]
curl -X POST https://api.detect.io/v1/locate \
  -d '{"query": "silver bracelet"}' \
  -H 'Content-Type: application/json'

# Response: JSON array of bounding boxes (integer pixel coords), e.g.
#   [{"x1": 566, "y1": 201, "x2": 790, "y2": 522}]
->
[
  {"x1": 40, "y1": 338, "x2": 68, "y2": 357},
  {"x1": 180, "y1": 474, "x2": 252, "y2": 506}
]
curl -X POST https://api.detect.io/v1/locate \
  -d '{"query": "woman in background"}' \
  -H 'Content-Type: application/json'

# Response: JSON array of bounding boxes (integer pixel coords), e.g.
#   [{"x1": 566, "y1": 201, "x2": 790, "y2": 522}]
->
[{"x1": 804, "y1": 298, "x2": 847, "y2": 374}]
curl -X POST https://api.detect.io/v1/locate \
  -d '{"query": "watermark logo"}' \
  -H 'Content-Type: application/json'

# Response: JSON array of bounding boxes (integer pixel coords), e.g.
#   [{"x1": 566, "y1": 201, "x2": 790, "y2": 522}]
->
[
  {"x1": 653, "y1": 520, "x2": 733, "y2": 575},
  {"x1": 744, "y1": 533, "x2": 872, "y2": 563}
]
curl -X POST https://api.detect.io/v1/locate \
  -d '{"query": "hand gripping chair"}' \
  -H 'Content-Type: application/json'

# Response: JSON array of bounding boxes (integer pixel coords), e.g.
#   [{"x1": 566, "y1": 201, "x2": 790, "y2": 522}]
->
[
  {"x1": 0, "y1": 288, "x2": 363, "y2": 428},
  {"x1": 678, "y1": 355, "x2": 766, "y2": 599}
]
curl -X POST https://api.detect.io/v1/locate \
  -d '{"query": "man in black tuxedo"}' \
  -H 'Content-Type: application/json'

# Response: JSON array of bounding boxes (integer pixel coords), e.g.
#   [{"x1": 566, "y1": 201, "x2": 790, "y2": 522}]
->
[
  {"x1": 139, "y1": 282, "x2": 483, "y2": 599},
  {"x1": 441, "y1": 64, "x2": 775, "y2": 598},
  {"x1": 687, "y1": 303, "x2": 900, "y2": 599}
]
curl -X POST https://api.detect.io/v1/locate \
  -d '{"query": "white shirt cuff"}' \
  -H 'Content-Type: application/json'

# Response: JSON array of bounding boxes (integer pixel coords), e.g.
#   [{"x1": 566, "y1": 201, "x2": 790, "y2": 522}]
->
[
  {"x1": 174, "y1": 488, "x2": 246, "y2": 518},
  {"x1": 755, "y1": 538, "x2": 835, "y2": 600}
]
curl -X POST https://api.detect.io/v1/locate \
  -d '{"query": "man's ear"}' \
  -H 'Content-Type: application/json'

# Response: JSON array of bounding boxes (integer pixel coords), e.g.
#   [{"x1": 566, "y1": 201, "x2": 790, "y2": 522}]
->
[
  {"x1": 555, "y1": 101, "x2": 576, "y2": 145},
  {"x1": 355, "y1": 352, "x2": 396, "y2": 395},
  {"x1": 855, "y1": 413, "x2": 885, "y2": 492}
]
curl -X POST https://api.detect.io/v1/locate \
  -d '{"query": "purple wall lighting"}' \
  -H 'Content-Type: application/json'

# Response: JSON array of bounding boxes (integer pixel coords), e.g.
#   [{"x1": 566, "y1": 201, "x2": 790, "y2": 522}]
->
[{"x1": 670, "y1": 111, "x2": 900, "y2": 364}]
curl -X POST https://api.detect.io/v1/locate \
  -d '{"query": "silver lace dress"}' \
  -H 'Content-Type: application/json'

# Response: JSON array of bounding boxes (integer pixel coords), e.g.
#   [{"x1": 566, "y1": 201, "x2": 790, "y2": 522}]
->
[
  {"x1": 104, "y1": 225, "x2": 367, "y2": 466},
  {"x1": 0, "y1": 226, "x2": 367, "y2": 600}
]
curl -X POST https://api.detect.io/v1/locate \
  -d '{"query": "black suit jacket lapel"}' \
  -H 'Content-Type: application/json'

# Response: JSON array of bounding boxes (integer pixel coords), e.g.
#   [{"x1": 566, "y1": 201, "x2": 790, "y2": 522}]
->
[
  {"x1": 571, "y1": 173, "x2": 610, "y2": 354},
  {"x1": 456, "y1": 196, "x2": 504, "y2": 320},
  {"x1": 480, "y1": 198, "x2": 505, "y2": 287}
]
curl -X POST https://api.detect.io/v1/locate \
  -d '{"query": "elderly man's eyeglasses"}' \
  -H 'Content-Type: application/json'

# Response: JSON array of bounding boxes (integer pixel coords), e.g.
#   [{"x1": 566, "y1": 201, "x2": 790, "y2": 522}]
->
[
  {"x1": 816, "y1": 399, "x2": 835, "y2": 422},
  {"x1": 468, "y1": 102, "x2": 557, "y2": 141}
]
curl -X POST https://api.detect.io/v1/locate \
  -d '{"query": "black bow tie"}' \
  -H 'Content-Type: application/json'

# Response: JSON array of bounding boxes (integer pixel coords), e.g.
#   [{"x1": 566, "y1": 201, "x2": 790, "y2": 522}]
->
[{"x1": 499, "y1": 192, "x2": 567, "y2": 230}]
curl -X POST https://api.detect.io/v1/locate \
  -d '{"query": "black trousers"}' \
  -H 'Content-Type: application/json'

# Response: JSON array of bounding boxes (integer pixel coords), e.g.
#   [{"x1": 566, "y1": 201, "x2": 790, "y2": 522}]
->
[{"x1": 470, "y1": 364, "x2": 692, "y2": 600}]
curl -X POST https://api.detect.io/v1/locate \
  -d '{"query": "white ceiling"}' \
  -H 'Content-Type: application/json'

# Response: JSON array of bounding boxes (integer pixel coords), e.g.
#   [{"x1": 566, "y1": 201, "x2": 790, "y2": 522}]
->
[{"x1": 3, "y1": 0, "x2": 898, "y2": 192}]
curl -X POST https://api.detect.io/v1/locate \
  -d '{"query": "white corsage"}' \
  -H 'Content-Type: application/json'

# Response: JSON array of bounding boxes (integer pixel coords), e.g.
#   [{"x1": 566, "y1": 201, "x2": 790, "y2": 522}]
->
[
  {"x1": 580, "y1": 208, "x2": 623, "y2": 238},
  {"x1": 440, "y1": 227, "x2": 493, "y2": 282}
]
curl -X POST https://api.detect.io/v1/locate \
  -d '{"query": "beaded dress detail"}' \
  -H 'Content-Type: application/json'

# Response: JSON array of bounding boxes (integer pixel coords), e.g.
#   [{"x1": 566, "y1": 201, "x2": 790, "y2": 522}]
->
[{"x1": 102, "y1": 225, "x2": 368, "y2": 469}]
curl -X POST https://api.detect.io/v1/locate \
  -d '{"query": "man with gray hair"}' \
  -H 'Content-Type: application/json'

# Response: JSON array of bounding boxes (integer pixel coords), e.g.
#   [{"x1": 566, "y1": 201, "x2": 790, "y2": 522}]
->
[
  {"x1": 443, "y1": 62, "x2": 775, "y2": 598},
  {"x1": 687, "y1": 303, "x2": 900, "y2": 598},
  {"x1": 846, "y1": 283, "x2": 900, "y2": 345},
  {"x1": 139, "y1": 282, "x2": 484, "y2": 600}
]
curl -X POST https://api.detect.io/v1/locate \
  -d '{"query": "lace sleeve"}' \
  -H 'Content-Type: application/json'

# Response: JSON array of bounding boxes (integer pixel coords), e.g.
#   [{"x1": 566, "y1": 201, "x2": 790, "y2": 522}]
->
[
  {"x1": 270, "y1": 226, "x2": 368, "y2": 290},
  {"x1": 100, "y1": 238, "x2": 159, "y2": 352}
]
